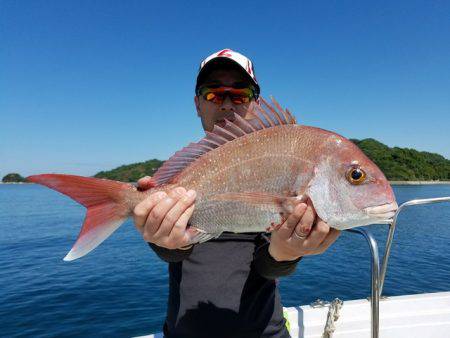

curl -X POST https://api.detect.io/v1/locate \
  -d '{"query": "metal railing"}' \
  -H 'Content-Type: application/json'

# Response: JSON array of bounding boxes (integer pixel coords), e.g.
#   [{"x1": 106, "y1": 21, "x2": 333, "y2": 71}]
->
[
  {"x1": 346, "y1": 196, "x2": 450, "y2": 338},
  {"x1": 380, "y1": 197, "x2": 450, "y2": 295},
  {"x1": 347, "y1": 228, "x2": 380, "y2": 338}
]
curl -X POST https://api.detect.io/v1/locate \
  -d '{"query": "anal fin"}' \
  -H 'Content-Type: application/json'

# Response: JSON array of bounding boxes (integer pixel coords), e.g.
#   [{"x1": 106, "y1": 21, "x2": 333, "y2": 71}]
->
[{"x1": 188, "y1": 227, "x2": 222, "y2": 244}]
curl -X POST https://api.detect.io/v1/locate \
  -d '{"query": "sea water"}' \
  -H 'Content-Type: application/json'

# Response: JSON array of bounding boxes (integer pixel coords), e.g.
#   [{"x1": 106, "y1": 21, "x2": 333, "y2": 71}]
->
[{"x1": 1, "y1": 184, "x2": 449, "y2": 337}]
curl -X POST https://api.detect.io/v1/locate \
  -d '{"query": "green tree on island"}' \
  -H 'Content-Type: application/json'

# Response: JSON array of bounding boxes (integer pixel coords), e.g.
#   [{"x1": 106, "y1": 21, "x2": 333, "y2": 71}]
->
[
  {"x1": 2, "y1": 173, "x2": 26, "y2": 183},
  {"x1": 95, "y1": 159, "x2": 164, "y2": 182},
  {"x1": 351, "y1": 139, "x2": 450, "y2": 181}
]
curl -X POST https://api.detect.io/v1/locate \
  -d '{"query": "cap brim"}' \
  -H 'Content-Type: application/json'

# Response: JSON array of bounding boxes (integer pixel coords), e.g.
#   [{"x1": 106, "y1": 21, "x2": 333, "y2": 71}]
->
[{"x1": 196, "y1": 57, "x2": 260, "y2": 95}]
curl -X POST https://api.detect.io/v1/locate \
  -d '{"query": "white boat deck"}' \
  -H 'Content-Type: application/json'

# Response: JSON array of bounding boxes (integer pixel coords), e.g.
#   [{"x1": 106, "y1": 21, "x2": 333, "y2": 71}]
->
[
  {"x1": 139, "y1": 291, "x2": 450, "y2": 338},
  {"x1": 288, "y1": 291, "x2": 450, "y2": 337}
]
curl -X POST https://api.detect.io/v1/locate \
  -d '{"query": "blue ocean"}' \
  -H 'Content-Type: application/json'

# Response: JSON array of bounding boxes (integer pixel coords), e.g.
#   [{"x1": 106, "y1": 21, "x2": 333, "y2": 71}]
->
[{"x1": 1, "y1": 184, "x2": 450, "y2": 337}]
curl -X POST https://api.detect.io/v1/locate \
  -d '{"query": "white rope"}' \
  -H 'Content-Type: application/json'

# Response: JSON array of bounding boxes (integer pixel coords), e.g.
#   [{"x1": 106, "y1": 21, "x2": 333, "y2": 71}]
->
[{"x1": 322, "y1": 298, "x2": 344, "y2": 338}]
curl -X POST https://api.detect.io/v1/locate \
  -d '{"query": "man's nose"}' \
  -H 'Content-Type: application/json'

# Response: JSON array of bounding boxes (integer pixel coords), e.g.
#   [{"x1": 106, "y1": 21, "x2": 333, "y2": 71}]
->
[{"x1": 219, "y1": 96, "x2": 235, "y2": 112}]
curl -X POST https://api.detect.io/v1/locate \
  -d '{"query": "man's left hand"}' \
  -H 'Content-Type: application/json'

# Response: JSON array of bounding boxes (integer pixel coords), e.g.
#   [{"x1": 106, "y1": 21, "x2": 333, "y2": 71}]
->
[{"x1": 269, "y1": 199, "x2": 340, "y2": 261}]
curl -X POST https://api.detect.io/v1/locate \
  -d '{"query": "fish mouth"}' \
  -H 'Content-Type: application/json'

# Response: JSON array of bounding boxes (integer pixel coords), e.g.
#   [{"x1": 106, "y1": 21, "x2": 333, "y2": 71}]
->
[{"x1": 364, "y1": 202, "x2": 398, "y2": 222}]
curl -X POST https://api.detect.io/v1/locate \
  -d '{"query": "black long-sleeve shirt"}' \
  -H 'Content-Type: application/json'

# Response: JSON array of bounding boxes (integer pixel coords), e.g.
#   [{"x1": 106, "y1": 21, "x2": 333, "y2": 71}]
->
[{"x1": 149, "y1": 232, "x2": 301, "y2": 338}]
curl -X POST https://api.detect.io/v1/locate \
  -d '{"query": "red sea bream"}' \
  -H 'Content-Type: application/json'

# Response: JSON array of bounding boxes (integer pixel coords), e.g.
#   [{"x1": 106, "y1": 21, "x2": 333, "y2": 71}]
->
[{"x1": 28, "y1": 98, "x2": 397, "y2": 261}]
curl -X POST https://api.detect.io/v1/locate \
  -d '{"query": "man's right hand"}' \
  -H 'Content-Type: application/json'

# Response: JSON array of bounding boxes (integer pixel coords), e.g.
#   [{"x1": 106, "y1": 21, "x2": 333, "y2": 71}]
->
[{"x1": 133, "y1": 176, "x2": 196, "y2": 250}]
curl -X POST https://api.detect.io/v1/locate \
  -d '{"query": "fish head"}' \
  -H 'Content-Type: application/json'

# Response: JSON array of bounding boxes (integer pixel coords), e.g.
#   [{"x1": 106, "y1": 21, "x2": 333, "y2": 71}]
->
[{"x1": 307, "y1": 135, "x2": 397, "y2": 229}]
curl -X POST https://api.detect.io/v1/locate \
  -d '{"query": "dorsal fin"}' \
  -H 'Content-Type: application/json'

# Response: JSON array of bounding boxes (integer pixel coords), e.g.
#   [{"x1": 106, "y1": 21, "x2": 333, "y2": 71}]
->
[{"x1": 152, "y1": 97, "x2": 297, "y2": 185}]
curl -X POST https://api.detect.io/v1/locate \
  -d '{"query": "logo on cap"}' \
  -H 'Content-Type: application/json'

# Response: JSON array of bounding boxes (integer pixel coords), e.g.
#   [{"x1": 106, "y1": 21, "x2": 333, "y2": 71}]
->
[{"x1": 198, "y1": 49, "x2": 259, "y2": 93}]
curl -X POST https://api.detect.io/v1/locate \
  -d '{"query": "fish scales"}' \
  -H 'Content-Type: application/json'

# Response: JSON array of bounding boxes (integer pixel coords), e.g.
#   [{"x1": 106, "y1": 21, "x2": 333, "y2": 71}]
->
[{"x1": 174, "y1": 125, "x2": 328, "y2": 235}]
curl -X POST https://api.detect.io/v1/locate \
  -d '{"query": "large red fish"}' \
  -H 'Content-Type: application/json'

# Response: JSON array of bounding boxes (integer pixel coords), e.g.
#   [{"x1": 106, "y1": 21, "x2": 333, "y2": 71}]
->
[{"x1": 28, "y1": 98, "x2": 397, "y2": 261}]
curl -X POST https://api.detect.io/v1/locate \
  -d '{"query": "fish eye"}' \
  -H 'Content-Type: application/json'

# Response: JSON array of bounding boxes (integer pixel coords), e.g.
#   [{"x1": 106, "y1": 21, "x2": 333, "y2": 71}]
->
[{"x1": 346, "y1": 166, "x2": 366, "y2": 185}]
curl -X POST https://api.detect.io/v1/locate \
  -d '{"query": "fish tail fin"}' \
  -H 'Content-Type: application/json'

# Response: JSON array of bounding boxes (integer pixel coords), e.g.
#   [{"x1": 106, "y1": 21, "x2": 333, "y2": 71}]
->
[{"x1": 27, "y1": 174, "x2": 139, "y2": 261}]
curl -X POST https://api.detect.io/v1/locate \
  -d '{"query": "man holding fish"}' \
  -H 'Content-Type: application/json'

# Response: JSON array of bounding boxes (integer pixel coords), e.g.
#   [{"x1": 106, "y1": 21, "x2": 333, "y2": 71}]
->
[
  {"x1": 28, "y1": 48, "x2": 396, "y2": 337},
  {"x1": 133, "y1": 49, "x2": 341, "y2": 338}
]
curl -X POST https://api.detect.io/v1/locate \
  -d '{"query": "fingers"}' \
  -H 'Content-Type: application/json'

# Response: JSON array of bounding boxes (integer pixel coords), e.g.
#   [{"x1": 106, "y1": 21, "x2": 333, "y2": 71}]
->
[
  {"x1": 292, "y1": 199, "x2": 315, "y2": 240},
  {"x1": 145, "y1": 187, "x2": 185, "y2": 239},
  {"x1": 291, "y1": 200, "x2": 316, "y2": 241},
  {"x1": 137, "y1": 176, "x2": 154, "y2": 191},
  {"x1": 315, "y1": 229, "x2": 340, "y2": 254},
  {"x1": 303, "y1": 216, "x2": 340, "y2": 254},
  {"x1": 167, "y1": 203, "x2": 196, "y2": 247},
  {"x1": 270, "y1": 199, "x2": 340, "y2": 259},
  {"x1": 276, "y1": 203, "x2": 307, "y2": 238},
  {"x1": 303, "y1": 217, "x2": 330, "y2": 247},
  {"x1": 133, "y1": 191, "x2": 167, "y2": 231},
  {"x1": 133, "y1": 186, "x2": 197, "y2": 249},
  {"x1": 154, "y1": 189, "x2": 196, "y2": 242}
]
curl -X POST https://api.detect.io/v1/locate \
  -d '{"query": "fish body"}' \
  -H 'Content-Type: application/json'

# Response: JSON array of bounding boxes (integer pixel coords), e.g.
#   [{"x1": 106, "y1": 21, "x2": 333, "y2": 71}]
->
[
  {"x1": 172, "y1": 124, "x2": 396, "y2": 237},
  {"x1": 28, "y1": 98, "x2": 397, "y2": 261}
]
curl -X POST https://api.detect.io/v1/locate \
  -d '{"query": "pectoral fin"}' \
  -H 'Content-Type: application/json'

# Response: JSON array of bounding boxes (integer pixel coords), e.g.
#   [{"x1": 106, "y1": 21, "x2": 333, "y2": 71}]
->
[{"x1": 211, "y1": 191, "x2": 306, "y2": 213}]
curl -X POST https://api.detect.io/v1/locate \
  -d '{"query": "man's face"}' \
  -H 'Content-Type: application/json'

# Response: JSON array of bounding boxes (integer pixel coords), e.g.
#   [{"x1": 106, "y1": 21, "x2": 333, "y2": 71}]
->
[{"x1": 195, "y1": 68, "x2": 257, "y2": 132}]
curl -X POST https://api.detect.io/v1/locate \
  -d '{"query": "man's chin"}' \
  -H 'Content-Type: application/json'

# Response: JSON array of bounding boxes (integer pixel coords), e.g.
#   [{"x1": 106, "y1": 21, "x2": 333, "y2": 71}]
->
[
  {"x1": 215, "y1": 116, "x2": 236, "y2": 127},
  {"x1": 216, "y1": 119, "x2": 226, "y2": 127}
]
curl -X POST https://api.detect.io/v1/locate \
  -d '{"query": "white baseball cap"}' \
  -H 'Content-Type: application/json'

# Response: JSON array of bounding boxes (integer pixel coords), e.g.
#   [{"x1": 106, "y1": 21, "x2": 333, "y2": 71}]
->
[{"x1": 195, "y1": 48, "x2": 260, "y2": 97}]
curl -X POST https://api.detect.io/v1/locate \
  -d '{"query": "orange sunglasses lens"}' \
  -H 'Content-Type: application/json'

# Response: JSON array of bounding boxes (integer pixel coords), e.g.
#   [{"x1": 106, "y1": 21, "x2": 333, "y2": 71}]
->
[{"x1": 199, "y1": 86, "x2": 254, "y2": 104}]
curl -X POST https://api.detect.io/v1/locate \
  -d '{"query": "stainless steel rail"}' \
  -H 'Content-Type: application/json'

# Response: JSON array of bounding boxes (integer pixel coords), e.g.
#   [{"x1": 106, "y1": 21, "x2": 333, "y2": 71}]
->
[
  {"x1": 379, "y1": 196, "x2": 450, "y2": 295},
  {"x1": 345, "y1": 195, "x2": 450, "y2": 338},
  {"x1": 347, "y1": 228, "x2": 380, "y2": 338}
]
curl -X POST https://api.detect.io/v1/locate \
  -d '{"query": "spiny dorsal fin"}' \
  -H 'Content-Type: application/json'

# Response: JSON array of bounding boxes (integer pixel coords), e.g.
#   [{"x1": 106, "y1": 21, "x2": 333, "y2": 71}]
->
[{"x1": 152, "y1": 97, "x2": 296, "y2": 185}]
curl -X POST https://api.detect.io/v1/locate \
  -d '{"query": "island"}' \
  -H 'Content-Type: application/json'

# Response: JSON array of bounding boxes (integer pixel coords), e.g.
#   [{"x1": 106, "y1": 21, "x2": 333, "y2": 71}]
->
[
  {"x1": 94, "y1": 138, "x2": 450, "y2": 183},
  {"x1": 2, "y1": 173, "x2": 26, "y2": 183},
  {"x1": 94, "y1": 159, "x2": 164, "y2": 182}
]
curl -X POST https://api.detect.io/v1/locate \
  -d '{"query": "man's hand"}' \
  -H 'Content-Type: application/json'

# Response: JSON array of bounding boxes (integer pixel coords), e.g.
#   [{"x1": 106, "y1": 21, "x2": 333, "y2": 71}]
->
[
  {"x1": 269, "y1": 200, "x2": 340, "y2": 261},
  {"x1": 133, "y1": 176, "x2": 196, "y2": 250}
]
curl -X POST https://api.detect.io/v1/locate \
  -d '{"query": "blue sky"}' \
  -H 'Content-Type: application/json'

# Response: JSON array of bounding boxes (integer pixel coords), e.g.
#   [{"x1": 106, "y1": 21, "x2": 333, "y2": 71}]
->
[{"x1": 2, "y1": 0, "x2": 449, "y2": 178}]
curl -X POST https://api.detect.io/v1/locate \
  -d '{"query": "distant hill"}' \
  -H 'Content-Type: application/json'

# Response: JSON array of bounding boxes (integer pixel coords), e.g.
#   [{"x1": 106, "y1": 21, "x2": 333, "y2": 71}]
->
[
  {"x1": 94, "y1": 159, "x2": 164, "y2": 182},
  {"x1": 351, "y1": 138, "x2": 450, "y2": 181},
  {"x1": 93, "y1": 139, "x2": 450, "y2": 182},
  {"x1": 2, "y1": 173, "x2": 26, "y2": 183}
]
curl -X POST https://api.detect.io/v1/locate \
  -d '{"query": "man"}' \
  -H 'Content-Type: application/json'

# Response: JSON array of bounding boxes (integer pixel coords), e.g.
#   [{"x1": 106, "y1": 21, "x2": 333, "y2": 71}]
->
[{"x1": 133, "y1": 49, "x2": 340, "y2": 338}]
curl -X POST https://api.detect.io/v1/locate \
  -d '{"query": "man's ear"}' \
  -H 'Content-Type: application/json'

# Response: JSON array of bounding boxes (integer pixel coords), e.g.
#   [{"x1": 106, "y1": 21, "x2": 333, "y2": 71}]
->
[{"x1": 194, "y1": 95, "x2": 201, "y2": 116}]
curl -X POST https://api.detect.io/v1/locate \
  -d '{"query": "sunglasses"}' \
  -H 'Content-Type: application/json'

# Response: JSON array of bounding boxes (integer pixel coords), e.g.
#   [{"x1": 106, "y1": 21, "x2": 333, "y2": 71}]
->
[{"x1": 197, "y1": 86, "x2": 256, "y2": 105}]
